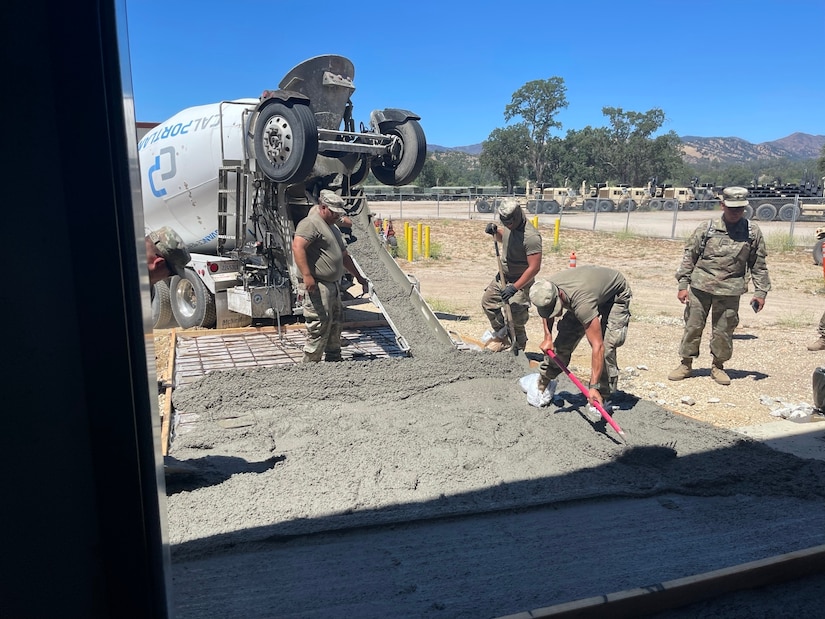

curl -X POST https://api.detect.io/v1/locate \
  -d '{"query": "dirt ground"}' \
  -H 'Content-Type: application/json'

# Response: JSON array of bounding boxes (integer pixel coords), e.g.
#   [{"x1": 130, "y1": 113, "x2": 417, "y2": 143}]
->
[{"x1": 154, "y1": 210, "x2": 825, "y2": 618}]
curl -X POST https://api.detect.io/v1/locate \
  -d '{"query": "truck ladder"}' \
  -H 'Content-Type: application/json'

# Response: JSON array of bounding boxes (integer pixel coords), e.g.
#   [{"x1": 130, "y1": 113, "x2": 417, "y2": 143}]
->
[{"x1": 217, "y1": 161, "x2": 245, "y2": 255}]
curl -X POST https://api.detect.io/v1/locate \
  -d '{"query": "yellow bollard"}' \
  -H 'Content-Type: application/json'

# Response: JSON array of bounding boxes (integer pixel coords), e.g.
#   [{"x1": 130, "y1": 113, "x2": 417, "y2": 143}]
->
[
  {"x1": 417, "y1": 222, "x2": 423, "y2": 257},
  {"x1": 425, "y1": 226, "x2": 431, "y2": 258},
  {"x1": 531, "y1": 215, "x2": 539, "y2": 229},
  {"x1": 407, "y1": 223, "x2": 414, "y2": 262},
  {"x1": 554, "y1": 218, "x2": 560, "y2": 247}
]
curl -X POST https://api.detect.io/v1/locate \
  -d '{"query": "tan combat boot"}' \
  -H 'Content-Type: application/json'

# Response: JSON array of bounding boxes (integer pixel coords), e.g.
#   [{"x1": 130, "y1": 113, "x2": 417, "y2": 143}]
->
[
  {"x1": 807, "y1": 337, "x2": 825, "y2": 351},
  {"x1": 711, "y1": 358, "x2": 731, "y2": 385},
  {"x1": 667, "y1": 358, "x2": 693, "y2": 381}
]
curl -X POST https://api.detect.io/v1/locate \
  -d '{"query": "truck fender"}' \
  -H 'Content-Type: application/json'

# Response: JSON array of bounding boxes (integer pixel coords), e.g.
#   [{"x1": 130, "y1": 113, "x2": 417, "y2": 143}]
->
[
  {"x1": 257, "y1": 89, "x2": 311, "y2": 108},
  {"x1": 369, "y1": 108, "x2": 421, "y2": 125}
]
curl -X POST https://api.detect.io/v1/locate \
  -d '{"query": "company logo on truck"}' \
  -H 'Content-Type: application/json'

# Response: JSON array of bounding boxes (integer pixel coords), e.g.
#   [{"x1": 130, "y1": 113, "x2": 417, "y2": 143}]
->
[
  {"x1": 137, "y1": 114, "x2": 222, "y2": 152},
  {"x1": 148, "y1": 146, "x2": 176, "y2": 197}
]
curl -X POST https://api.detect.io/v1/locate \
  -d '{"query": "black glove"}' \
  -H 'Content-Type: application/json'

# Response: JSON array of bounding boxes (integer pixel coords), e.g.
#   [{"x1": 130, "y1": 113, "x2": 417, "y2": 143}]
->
[
  {"x1": 501, "y1": 284, "x2": 517, "y2": 301},
  {"x1": 485, "y1": 223, "x2": 498, "y2": 235}
]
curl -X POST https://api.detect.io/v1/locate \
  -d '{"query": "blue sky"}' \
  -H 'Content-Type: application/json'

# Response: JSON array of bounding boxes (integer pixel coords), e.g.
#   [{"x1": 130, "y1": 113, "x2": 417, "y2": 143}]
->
[{"x1": 124, "y1": 0, "x2": 824, "y2": 148}]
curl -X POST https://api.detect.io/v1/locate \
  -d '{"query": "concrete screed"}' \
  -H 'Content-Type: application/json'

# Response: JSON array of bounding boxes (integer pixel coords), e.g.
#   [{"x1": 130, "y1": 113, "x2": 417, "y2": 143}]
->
[{"x1": 166, "y1": 205, "x2": 825, "y2": 618}]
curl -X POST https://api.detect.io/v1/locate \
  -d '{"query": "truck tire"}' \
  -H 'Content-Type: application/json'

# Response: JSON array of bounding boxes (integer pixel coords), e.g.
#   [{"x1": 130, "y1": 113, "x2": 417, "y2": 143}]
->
[
  {"x1": 526, "y1": 200, "x2": 538, "y2": 214},
  {"x1": 621, "y1": 199, "x2": 637, "y2": 212},
  {"x1": 755, "y1": 204, "x2": 777, "y2": 221},
  {"x1": 743, "y1": 205, "x2": 754, "y2": 219},
  {"x1": 170, "y1": 269, "x2": 217, "y2": 329},
  {"x1": 370, "y1": 119, "x2": 427, "y2": 186},
  {"x1": 663, "y1": 199, "x2": 678, "y2": 211},
  {"x1": 253, "y1": 101, "x2": 318, "y2": 183},
  {"x1": 598, "y1": 199, "x2": 614, "y2": 212},
  {"x1": 348, "y1": 153, "x2": 370, "y2": 187},
  {"x1": 583, "y1": 198, "x2": 596, "y2": 212},
  {"x1": 683, "y1": 201, "x2": 698, "y2": 211},
  {"x1": 543, "y1": 200, "x2": 561, "y2": 214},
  {"x1": 813, "y1": 241, "x2": 824, "y2": 267},
  {"x1": 649, "y1": 199, "x2": 663, "y2": 211},
  {"x1": 475, "y1": 199, "x2": 492, "y2": 213},
  {"x1": 151, "y1": 280, "x2": 177, "y2": 329},
  {"x1": 779, "y1": 203, "x2": 801, "y2": 222}
]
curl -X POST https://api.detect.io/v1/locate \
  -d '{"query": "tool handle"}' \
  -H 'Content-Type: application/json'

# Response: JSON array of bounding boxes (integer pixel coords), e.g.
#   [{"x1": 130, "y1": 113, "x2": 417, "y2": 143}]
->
[
  {"x1": 494, "y1": 240, "x2": 517, "y2": 343},
  {"x1": 545, "y1": 349, "x2": 625, "y2": 438}
]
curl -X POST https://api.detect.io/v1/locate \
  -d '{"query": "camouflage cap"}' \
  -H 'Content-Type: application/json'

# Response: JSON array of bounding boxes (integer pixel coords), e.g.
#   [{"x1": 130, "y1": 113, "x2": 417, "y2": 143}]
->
[
  {"x1": 497, "y1": 198, "x2": 523, "y2": 225},
  {"x1": 149, "y1": 226, "x2": 190, "y2": 277},
  {"x1": 722, "y1": 186, "x2": 749, "y2": 207},
  {"x1": 319, "y1": 189, "x2": 347, "y2": 214},
  {"x1": 529, "y1": 279, "x2": 564, "y2": 319}
]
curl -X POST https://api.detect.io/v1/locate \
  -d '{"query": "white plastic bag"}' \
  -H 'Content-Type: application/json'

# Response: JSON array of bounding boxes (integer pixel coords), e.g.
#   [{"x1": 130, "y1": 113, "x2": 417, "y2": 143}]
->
[
  {"x1": 519, "y1": 373, "x2": 557, "y2": 408},
  {"x1": 481, "y1": 325, "x2": 509, "y2": 344}
]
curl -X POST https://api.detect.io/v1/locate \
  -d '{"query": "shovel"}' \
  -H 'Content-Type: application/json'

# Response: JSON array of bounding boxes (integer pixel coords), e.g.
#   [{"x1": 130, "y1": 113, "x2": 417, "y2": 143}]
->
[
  {"x1": 494, "y1": 239, "x2": 519, "y2": 356},
  {"x1": 545, "y1": 348, "x2": 626, "y2": 443}
]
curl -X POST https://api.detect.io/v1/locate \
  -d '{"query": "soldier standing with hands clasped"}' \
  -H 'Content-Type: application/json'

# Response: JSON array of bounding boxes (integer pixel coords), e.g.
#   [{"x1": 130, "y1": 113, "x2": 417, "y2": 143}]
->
[{"x1": 668, "y1": 186, "x2": 772, "y2": 385}]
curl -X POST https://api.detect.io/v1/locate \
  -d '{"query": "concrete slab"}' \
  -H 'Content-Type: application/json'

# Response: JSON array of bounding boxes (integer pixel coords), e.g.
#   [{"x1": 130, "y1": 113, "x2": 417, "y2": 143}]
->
[{"x1": 733, "y1": 417, "x2": 825, "y2": 461}]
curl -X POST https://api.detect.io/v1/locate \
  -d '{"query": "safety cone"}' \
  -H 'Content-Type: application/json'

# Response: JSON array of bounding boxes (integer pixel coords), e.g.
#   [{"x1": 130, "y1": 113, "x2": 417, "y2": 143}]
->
[{"x1": 569, "y1": 251, "x2": 577, "y2": 268}]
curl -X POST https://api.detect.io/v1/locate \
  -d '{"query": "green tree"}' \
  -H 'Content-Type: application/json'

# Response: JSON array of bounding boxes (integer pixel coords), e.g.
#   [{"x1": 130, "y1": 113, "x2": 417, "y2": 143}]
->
[
  {"x1": 479, "y1": 125, "x2": 530, "y2": 192},
  {"x1": 600, "y1": 107, "x2": 683, "y2": 186},
  {"x1": 818, "y1": 144, "x2": 825, "y2": 181},
  {"x1": 557, "y1": 126, "x2": 610, "y2": 187},
  {"x1": 504, "y1": 77, "x2": 568, "y2": 184},
  {"x1": 418, "y1": 156, "x2": 453, "y2": 188}
]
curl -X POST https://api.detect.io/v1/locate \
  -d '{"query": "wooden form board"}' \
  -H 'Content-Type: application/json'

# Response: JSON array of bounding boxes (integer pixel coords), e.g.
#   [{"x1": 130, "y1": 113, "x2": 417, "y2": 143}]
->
[{"x1": 496, "y1": 543, "x2": 825, "y2": 619}]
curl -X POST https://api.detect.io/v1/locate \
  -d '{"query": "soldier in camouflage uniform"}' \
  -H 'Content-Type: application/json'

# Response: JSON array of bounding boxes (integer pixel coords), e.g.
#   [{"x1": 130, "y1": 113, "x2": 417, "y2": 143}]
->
[
  {"x1": 146, "y1": 226, "x2": 191, "y2": 286},
  {"x1": 807, "y1": 229, "x2": 825, "y2": 351},
  {"x1": 668, "y1": 187, "x2": 772, "y2": 385},
  {"x1": 529, "y1": 267, "x2": 633, "y2": 407},
  {"x1": 293, "y1": 190, "x2": 369, "y2": 363},
  {"x1": 481, "y1": 198, "x2": 542, "y2": 350}
]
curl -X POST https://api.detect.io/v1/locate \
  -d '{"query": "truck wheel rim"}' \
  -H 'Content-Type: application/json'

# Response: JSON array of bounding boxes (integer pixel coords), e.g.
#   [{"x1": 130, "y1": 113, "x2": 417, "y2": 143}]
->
[{"x1": 261, "y1": 114, "x2": 294, "y2": 166}]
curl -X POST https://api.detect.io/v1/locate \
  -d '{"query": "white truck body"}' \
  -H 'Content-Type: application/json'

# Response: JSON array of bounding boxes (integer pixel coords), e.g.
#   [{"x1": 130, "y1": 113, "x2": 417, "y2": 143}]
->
[
  {"x1": 139, "y1": 55, "x2": 427, "y2": 331},
  {"x1": 139, "y1": 99, "x2": 256, "y2": 253}
]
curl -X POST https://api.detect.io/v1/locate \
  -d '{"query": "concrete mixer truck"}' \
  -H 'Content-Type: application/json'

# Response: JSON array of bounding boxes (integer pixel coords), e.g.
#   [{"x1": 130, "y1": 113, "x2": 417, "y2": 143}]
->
[{"x1": 140, "y1": 55, "x2": 426, "y2": 329}]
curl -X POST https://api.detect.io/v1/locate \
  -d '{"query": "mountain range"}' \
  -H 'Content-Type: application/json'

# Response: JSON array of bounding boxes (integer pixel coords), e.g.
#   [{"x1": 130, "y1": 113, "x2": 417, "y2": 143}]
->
[{"x1": 430, "y1": 133, "x2": 825, "y2": 163}]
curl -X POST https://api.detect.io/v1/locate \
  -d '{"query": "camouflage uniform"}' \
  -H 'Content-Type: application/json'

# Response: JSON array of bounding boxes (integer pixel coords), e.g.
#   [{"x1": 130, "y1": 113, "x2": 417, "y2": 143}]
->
[
  {"x1": 481, "y1": 215, "x2": 542, "y2": 348},
  {"x1": 675, "y1": 216, "x2": 771, "y2": 364},
  {"x1": 148, "y1": 226, "x2": 191, "y2": 277},
  {"x1": 534, "y1": 266, "x2": 632, "y2": 396}
]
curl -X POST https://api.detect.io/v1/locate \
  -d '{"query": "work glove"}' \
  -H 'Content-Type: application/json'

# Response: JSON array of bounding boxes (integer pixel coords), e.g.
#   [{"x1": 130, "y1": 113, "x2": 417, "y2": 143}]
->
[
  {"x1": 501, "y1": 284, "x2": 517, "y2": 301},
  {"x1": 485, "y1": 222, "x2": 498, "y2": 235}
]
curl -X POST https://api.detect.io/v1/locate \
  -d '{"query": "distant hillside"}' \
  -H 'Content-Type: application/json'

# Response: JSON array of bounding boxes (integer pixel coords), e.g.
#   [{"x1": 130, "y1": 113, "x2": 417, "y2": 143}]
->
[
  {"x1": 681, "y1": 133, "x2": 825, "y2": 163},
  {"x1": 430, "y1": 133, "x2": 825, "y2": 164},
  {"x1": 429, "y1": 144, "x2": 483, "y2": 156}
]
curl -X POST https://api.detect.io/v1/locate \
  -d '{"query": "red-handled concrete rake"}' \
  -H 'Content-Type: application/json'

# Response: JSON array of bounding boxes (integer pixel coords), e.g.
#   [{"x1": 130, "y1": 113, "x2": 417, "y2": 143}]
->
[{"x1": 545, "y1": 348, "x2": 627, "y2": 443}]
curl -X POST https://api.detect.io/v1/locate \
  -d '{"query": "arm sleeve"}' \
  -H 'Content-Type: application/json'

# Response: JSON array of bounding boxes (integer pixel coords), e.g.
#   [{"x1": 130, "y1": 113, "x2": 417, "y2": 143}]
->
[
  {"x1": 748, "y1": 230, "x2": 772, "y2": 297},
  {"x1": 675, "y1": 226, "x2": 702, "y2": 290}
]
